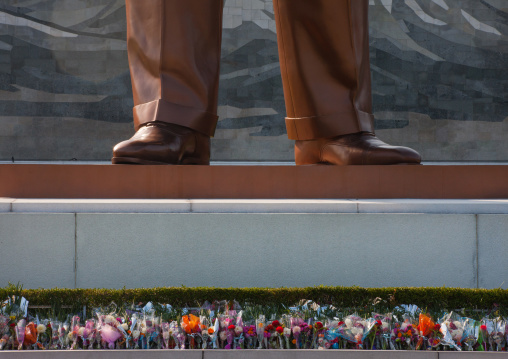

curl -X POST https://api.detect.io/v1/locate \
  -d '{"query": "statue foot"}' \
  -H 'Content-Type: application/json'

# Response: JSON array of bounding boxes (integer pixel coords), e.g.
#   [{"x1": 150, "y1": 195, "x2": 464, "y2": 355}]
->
[
  {"x1": 295, "y1": 132, "x2": 421, "y2": 165},
  {"x1": 112, "y1": 122, "x2": 210, "y2": 165}
]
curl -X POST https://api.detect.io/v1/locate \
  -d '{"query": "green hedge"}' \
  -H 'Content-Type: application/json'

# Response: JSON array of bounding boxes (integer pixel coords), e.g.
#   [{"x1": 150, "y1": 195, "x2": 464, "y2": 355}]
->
[{"x1": 2, "y1": 286, "x2": 508, "y2": 313}]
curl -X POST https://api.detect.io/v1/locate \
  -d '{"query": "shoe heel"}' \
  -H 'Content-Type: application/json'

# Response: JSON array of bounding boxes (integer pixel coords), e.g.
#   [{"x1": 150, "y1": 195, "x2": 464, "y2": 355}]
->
[
  {"x1": 181, "y1": 133, "x2": 210, "y2": 165},
  {"x1": 294, "y1": 140, "x2": 322, "y2": 165}
]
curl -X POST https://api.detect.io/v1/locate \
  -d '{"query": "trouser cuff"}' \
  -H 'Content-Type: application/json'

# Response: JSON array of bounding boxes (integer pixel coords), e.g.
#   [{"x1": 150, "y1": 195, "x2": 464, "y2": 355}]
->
[
  {"x1": 285, "y1": 109, "x2": 374, "y2": 140},
  {"x1": 133, "y1": 99, "x2": 218, "y2": 137}
]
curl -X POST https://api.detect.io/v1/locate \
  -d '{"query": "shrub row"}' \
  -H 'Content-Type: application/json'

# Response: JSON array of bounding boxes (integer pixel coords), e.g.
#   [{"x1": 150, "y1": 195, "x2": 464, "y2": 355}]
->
[{"x1": 2, "y1": 286, "x2": 507, "y2": 313}]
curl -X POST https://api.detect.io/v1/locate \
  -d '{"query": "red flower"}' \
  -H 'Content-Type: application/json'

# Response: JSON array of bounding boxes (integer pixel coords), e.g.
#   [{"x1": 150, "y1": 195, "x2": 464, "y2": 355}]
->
[
  {"x1": 434, "y1": 324, "x2": 441, "y2": 331},
  {"x1": 480, "y1": 325, "x2": 487, "y2": 331},
  {"x1": 376, "y1": 320, "x2": 382, "y2": 326},
  {"x1": 338, "y1": 321, "x2": 344, "y2": 326},
  {"x1": 315, "y1": 322, "x2": 323, "y2": 330},
  {"x1": 10, "y1": 323, "x2": 15, "y2": 327},
  {"x1": 266, "y1": 324, "x2": 274, "y2": 331},
  {"x1": 228, "y1": 324, "x2": 235, "y2": 330},
  {"x1": 272, "y1": 320, "x2": 280, "y2": 327},
  {"x1": 276, "y1": 326, "x2": 284, "y2": 334}
]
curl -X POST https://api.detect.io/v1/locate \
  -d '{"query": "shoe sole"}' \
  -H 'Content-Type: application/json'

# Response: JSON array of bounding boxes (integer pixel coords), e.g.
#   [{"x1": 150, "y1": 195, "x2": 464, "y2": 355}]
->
[
  {"x1": 111, "y1": 157, "x2": 209, "y2": 165},
  {"x1": 298, "y1": 162, "x2": 423, "y2": 166}
]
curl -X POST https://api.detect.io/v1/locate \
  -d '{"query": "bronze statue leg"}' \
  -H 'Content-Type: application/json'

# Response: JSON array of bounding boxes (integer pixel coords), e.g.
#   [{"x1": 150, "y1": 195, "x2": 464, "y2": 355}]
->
[
  {"x1": 112, "y1": 0, "x2": 223, "y2": 165},
  {"x1": 274, "y1": 0, "x2": 421, "y2": 165},
  {"x1": 274, "y1": 0, "x2": 374, "y2": 139},
  {"x1": 113, "y1": 0, "x2": 421, "y2": 166}
]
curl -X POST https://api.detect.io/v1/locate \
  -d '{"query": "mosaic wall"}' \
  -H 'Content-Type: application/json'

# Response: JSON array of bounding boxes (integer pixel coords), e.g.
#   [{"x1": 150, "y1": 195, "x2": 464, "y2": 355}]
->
[{"x1": 0, "y1": 0, "x2": 507, "y2": 161}]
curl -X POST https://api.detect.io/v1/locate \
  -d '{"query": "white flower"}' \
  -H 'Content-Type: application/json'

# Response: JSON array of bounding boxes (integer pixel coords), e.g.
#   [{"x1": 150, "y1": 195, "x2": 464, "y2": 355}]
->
[
  {"x1": 234, "y1": 326, "x2": 243, "y2": 335},
  {"x1": 382, "y1": 322, "x2": 389, "y2": 331},
  {"x1": 351, "y1": 327, "x2": 362, "y2": 336},
  {"x1": 451, "y1": 329, "x2": 463, "y2": 341},
  {"x1": 283, "y1": 328, "x2": 291, "y2": 336},
  {"x1": 453, "y1": 321, "x2": 462, "y2": 329},
  {"x1": 37, "y1": 324, "x2": 47, "y2": 334},
  {"x1": 401, "y1": 322, "x2": 408, "y2": 331},
  {"x1": 105, "y1": 315, "x2": 116, "y2": 325},
  {"x1": 67, "y1": 332, "x2": 74, "y2": 340},
  {"x1": 121, "y1": 323, "x2": 129, "y2": 331},
  {"x1": 202, "y1": 330, "x2": 208, "y2": 336},
  {"x1": 345, "y1": 319, "x2": 353, "y2": 328},
  {"x1": 132, "y1": 330, "x2": 140, "y2": 339},
  {"x1": 78, "y1": 327, "x2": 85, "y2": 336},
  {"x1": 219, "y1": 331, "x2": 227, "y2": 341},
  {"x1": 141, "y1": 327, "x2": 147, "y2": 334},
  {"x1": 292, "y1": 326, "x2": 301, "y2": 334}
]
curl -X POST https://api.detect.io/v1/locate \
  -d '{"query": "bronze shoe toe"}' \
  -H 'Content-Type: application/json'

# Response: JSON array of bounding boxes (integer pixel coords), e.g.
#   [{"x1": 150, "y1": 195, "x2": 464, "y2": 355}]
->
[
  {"x1": 112, "y1": 122, "x2": 210, "y2": 165},
  {"x1": 295, "y1": 132, "x2": 421, "y2": 165}
]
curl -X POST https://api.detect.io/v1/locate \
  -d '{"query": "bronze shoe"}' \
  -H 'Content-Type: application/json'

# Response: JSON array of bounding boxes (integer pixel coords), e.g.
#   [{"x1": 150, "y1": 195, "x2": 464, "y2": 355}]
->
[
  {"x1": 112, "y1": 122, "x2": 210, "y2": 165},
  {"x1": 295, "y1": 132, "x2": 421, "y2": 165}
]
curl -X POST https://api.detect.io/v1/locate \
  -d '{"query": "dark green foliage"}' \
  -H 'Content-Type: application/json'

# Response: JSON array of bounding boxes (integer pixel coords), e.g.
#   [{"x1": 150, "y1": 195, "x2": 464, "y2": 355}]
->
[{"x1": 1, "y1": 285, "x2": 507, "y2": 315}]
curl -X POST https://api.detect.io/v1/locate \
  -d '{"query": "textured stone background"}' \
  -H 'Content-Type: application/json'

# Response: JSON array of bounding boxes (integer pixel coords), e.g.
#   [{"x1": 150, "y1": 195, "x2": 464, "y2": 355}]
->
[{"x1": 0, "y1": 0, "x2": 507, "y2": 161}]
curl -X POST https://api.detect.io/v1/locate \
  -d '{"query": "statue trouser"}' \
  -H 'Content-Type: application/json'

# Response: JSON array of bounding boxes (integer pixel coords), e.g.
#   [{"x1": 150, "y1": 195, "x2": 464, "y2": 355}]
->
[{"x1": 113, "y1": 0, "x2": 421, "y2": 165}]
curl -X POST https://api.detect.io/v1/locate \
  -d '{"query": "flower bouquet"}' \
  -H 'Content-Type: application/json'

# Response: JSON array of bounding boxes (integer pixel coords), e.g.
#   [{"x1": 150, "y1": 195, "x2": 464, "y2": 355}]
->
[
  {"x1": 97, "y1": 313, "x2": 123, "y2": 349},
  {"x1": 337, "y1": 314, "x2": 375, "y2": 350},
  {"x1": 181, "y1": 314, "x2": 201, "y2": 349},
  {"x1": 161, "y1": 321, "x2": 172, "y2": 349},
  {"x1": 369, "y1": 313, "x2": 392, "y2": 350},
  {"x1": 68, "y1": 315, "x2": 80, "y2": 350},
  {"x1": 415, "y1": 313, "x2": 442, "y2": 350},
  {"x1": 391, "y1": 318, "x2": 417, "y2": 350},
  {"x1": 290, "y1": 316, "x2": 307, "y2": 349},
  {"x1": 0, "y1": 315, "x2": 10, "y2": 350},
  {"x1": 255, "y1": 315, "x2": 266, "y2": 349},
  {"x1": 462, "y1": 317, "x2": 479, "y2": 351},
  {"x1": 171, "y1": 320, "x2": 186, "y2": 349},
  {"x1": 15, "y1": 318, "x2": 26, "y2": 350},
  {"x1": 35, "y1": 321, "x2": 49, "y2": 349},
  {"x1": 144, "y1": 313, "x2": 160, "y2": 349},
  {"x1": 80, "y1": 319, "x2": 96, "y2": 349},
  {"x1": 199, "y1": 314, "x2": 212, "y2": 349},
  {"x1": 486, "y1": 318, "x2": 505, "y2": 351},
  {"x1": 439, "y1": 312, "x2": 462, "y2": 351}
]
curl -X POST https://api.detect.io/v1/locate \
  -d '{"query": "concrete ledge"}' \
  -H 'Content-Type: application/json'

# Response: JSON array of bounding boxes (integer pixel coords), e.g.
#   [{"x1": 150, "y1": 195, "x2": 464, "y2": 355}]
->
[
  {"x1": 0, "y1": 197, "x2": 11, "y2": 212},
  {"x1": 2, "y1": 199, "x2": 508, "y2": 214},
  {"x1": 0, "y1": 351, "x2": 199, "y2": 359},
  {"x1": 0, "y1": 350, "x2": 505, "y2": 358},
  {"x1": 204, "y1": 350, "x2": 439, "y2": 359}
]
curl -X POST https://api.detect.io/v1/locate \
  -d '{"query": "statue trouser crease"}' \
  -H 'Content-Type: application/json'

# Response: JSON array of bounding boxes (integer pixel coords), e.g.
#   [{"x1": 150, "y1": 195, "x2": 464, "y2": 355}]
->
[{"x1": 112, "y1": 0, "x2": 421, "y2": 165}]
